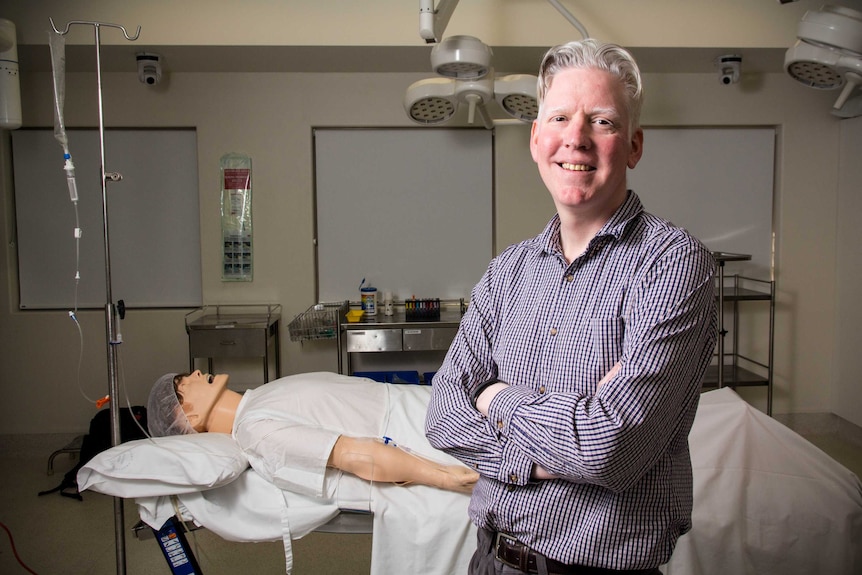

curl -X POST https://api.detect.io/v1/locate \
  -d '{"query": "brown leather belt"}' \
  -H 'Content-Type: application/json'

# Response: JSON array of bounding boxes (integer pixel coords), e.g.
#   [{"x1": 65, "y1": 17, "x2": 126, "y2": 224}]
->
[{"x1": 493, "y1": 532, "x2": 659, "y2": 575}]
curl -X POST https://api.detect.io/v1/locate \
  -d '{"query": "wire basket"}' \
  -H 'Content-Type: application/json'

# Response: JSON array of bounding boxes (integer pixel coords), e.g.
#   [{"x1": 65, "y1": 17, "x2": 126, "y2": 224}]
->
[{"x1": 288, "y1": 302, "x2": 347, "y2": 342}]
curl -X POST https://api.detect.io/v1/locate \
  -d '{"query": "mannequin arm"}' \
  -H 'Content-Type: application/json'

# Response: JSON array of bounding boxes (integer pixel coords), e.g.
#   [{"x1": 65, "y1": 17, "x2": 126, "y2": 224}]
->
[{"x1": 328, "y1": 436, "x2": 477, "y2": 494}]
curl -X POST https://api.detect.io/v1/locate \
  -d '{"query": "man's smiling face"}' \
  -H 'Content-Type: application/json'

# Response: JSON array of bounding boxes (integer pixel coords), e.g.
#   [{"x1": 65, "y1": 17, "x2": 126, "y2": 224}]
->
[{"x1": 530, "y1": 67, "x2": 643, "y2": 218}]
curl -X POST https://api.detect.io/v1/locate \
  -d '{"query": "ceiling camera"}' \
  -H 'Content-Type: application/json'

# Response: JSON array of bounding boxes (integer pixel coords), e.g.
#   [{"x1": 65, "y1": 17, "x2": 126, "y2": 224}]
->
[
  {"x1": 718, "y1": 54, "x2": 742, "y2": 85},
  {"x1": 136, "y1": 52, "x2": 162, "y2": 86}
]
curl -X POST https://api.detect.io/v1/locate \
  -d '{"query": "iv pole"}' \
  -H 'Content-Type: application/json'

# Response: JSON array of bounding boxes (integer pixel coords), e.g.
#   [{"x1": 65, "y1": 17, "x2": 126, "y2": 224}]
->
[{"x1": 49, "y1": 18, "x2": 140, "y2": 575}]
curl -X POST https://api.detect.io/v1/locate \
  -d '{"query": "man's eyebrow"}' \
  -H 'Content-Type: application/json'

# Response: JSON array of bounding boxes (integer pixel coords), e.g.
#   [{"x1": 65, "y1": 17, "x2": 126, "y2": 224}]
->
[{"x1": 589, "y1": 106, "x2": 620, "y2": 118}]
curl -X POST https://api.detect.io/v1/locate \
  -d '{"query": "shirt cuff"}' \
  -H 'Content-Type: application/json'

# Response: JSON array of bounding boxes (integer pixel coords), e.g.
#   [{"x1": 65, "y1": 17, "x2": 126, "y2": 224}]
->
[
  {"x1": 486, "y1": 385, "x2": 539, "y2": 486},
  {"x1": 471, "y1": 377, "x2": 500, "y2": 408}
]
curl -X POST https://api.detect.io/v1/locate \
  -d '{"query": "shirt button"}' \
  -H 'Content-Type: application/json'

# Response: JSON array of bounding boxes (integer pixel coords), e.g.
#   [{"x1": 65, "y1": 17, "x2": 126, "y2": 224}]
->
[
  {"x1": 565, "y1": 274, "x2": 574, "y2": 282},
  {"x1": 539, "y1": 385, "x2": 546, "y2": 394},
  {"x1": 507, "y1": 484, "x2": 516, "y2": 492},
  {"x1": 549, "y1": 327, "x2": 558, "y2": 336},
  {"x1": 497, "y1": 420, "x2": 504, "y2": 429},
  {"x1": 509, "y1": 473, "x2": 518, "y2": 482}
]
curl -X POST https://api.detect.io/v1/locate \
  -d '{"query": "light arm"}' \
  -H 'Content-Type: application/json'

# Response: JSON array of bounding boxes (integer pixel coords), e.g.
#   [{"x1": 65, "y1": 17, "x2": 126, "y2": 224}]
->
[{"x1": 328, "y1": 436, "x2": 477, "y2": 494}]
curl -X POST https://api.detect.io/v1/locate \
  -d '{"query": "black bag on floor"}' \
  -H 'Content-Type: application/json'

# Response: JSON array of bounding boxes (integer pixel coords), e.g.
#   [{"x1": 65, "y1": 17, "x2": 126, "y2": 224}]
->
[{"x1": 38, "y1": 406, "x2": 148, "y2": 501}]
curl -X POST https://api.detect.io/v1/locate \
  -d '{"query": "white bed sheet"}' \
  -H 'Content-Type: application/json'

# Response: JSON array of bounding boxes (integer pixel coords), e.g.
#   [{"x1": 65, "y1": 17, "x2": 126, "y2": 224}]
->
[
  {"x1": 82, "y1": 387, "x2": 862, "y2": 575},
  {"x1": 664, "y1": 388, "x2": 862, "y2": 574},
  {"x1": 95, "y1": 383, "x2": 477, "y2": 575}
]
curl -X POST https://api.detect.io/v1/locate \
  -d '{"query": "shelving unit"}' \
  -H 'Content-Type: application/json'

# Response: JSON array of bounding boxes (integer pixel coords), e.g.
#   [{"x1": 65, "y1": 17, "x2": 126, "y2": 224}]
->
[
  {"x1": 338, "y1": 299, "x2": 465, "y2": 380},
  {"x1": 706, "y1": 256, "x2": 775, "y2": 415},
  {"x1": 185, "y1": 304, "x2": 282, "y2": 383}
]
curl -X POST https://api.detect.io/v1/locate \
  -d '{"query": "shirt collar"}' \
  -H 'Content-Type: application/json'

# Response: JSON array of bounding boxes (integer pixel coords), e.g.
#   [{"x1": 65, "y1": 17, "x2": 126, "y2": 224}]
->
[{"x1": 539, "y1": 191, "x2": 644, "y2": 256}]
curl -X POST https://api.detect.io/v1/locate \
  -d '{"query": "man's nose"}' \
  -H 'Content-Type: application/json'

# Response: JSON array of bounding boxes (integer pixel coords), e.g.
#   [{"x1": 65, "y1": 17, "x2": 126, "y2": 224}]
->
[{"x1": 565, "y1": 120, "x2": 590, "y2": 149}]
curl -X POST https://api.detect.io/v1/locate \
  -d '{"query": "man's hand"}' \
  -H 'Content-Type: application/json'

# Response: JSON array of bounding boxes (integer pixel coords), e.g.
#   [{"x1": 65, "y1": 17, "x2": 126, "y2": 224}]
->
[
  {"x1": 598, "y1": 362, "x2": 621, "y2": 390},
  {"x1": 477, "y1": 364, "x2": 620, "y2": 481},
  {"x1": 531, "y1": 464, "x2": 558, "y2": 480},
  {"x1": 475, "y1": 381, "x2": 509, "y2": 416}
]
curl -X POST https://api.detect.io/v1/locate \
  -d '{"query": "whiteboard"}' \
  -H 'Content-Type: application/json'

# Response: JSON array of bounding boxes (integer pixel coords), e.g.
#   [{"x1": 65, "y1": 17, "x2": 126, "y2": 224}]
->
[
  {"x1": 630, "y1": 127, "x2": 775, "y2": 278},
  {"x1": 12, "y1": 129, "x2": 202, "y2": 309},
  {"x1": 314, "y1": 128, "x2": 493, "y2": 303}
]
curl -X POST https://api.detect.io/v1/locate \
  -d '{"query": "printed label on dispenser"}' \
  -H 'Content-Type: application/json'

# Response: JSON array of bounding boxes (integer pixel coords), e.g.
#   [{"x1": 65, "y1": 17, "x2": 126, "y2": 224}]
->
[{"x1": 361, "y1": 287, "x2": 377, "y2": 316}]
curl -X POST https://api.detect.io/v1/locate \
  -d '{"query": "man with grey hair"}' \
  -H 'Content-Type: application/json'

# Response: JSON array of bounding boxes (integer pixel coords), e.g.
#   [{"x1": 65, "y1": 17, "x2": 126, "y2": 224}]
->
[{"x1": 426, "y1": 39, "x2": 716, "y2": 574}]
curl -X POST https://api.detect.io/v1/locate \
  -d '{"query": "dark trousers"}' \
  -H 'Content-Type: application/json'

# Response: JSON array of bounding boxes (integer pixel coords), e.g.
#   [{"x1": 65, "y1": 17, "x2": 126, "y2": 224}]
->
[{"x1": 468, "y1": 528, "x2": 663, "y2": 575}]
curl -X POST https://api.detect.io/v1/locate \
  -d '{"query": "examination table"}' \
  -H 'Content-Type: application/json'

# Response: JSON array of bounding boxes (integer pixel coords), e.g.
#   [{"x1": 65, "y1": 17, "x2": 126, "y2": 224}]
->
[{"x1": 78, "y1": 387, "x2": 862, "y2": 575}]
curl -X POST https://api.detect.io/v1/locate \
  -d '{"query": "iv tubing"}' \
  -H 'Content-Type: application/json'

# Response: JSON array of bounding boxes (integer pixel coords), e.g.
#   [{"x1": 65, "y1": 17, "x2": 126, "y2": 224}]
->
[
  {"x1": 49, "y1": 17, "x2": 140, "y2": 575},
  {"x1": 49, "y1": 27, "x2": 82, "y2": 310}
]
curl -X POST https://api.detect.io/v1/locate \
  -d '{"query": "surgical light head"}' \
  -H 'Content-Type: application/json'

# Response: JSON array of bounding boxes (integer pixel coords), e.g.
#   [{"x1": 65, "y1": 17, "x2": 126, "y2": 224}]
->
[
  {"x1": 147, "y1": 373, "x2": 197, "y2": 437},
  {"x1": 494, "y1": 74, "x2": 540, "y2": 121},
  {"x1": 404, "y1": 71, "x2": 538, "y2": 127},
  {"x1": 406, "y1": 31, "x2": 538, "y2": 128},
  {"x1": 405, "y1": 77, "x2": 457, "y2": 124},
  {"x1": 784, "y1": 5, "x2": 862, "y2": 113},
  {"x1": 430, "y1": 35, "x2": 493, "y2": 79}
]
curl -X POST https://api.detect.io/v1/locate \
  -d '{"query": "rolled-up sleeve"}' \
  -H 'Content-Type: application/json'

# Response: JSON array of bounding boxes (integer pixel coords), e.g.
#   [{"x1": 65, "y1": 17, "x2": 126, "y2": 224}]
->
[{"x1": 235, "y1": 419, "x2": 340, "y2": 498}]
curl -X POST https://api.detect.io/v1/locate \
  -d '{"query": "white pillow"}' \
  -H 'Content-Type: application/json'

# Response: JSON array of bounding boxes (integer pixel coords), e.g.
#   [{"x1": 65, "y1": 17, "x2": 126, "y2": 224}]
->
[{"x1": 77, "y1": 433, "x2": 249, "y2": 498}]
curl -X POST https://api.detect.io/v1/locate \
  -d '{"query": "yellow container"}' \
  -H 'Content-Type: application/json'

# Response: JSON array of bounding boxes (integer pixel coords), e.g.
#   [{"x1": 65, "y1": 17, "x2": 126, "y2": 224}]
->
[{"x1": 346, "y1": 310, "x2": 365, "y2": 323}]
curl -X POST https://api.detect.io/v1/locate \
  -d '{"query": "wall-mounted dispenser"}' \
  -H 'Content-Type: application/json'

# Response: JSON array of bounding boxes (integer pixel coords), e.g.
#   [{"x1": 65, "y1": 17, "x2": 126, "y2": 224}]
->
[{"x1": 0, "y1": 19, "x2": 22, "y2": 130}]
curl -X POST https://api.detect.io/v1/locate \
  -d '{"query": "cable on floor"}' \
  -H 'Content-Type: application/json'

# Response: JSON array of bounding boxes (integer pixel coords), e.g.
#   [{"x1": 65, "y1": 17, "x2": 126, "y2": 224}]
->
[{"x1": 0, "y1": 520, "x2": 39, "y2": 574}]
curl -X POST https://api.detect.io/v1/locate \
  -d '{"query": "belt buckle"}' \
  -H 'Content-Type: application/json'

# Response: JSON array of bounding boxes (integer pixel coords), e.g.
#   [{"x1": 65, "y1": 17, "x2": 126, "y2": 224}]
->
[{"x1": 494, "y1": 532, "x2": 528, "y2": 572}]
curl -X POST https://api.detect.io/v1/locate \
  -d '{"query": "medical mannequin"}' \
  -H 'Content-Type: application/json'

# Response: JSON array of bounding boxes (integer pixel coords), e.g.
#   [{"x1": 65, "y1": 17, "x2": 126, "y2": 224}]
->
[{"x1": 147, "y1": 371, "x2": 478, "y2": 494}]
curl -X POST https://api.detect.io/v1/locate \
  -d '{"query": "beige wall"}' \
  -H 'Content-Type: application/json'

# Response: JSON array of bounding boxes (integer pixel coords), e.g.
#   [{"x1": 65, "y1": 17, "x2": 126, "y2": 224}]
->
[
  {"x1": 1, "y1": 66, "x2": 851, "y2": 434},
  {"x1": 834, "y1": 116, "x2": 862, "y2": 427},
  {"x1": 2, "y1": 0, "x2": 860, "y2": 434}
]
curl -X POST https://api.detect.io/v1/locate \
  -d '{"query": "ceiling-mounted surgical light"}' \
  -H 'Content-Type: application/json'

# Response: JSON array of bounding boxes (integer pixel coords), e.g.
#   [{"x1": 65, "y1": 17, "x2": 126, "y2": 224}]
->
[
  {"x1": 495, "y1": 74, "x2": 540, "y2": 121},
  {"x1": 431, "y1": 35, "x2": 493, "y2": 79},
  {"x1": 832, "y1": 92, "x2": 862, "y2": 117},
  {"x1": 455, "y1": 76, "x2": 494, "y2": 128},
  {"x1": 784, "y1": 4, "x2": 862, "y2": 115},
  {"x1": 405, "y1": 77, "x2": 457, "y2": 125},
  {"x1": 405, "y1": 74, "x2": 496, "y2": 129},
  {"x1": 405, "y1": 70, "x2": 537, "y2": 128},
  {"x1": 406, "y1": 34, "x2": 538, "y2": 128},
  {"x1": 409, "y1": 0, "x2": 592, "y2": 128},
  {"x1": 419, "y1": 0, "x2": 460, "y2": 43}
]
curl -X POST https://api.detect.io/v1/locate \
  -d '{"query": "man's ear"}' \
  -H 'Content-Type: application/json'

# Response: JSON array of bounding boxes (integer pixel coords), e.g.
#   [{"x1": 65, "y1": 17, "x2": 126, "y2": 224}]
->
[
  {"x1": 627, "y1": 127, "x2": 644, "y2": 170},
  {"x1": 529, "y1": 119, "x2": 540, "y2": 164}
]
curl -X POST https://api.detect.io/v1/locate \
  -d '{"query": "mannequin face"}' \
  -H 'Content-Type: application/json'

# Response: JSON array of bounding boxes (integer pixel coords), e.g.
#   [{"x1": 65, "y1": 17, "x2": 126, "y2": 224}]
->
[{"x1": 175, "y1": 370, "x2": 230, "y2": 431}]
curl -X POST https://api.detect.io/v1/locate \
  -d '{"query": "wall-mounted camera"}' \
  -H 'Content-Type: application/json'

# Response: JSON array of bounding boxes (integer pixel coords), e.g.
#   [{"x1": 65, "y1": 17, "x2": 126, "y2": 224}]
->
[
  {"x1": 718, "y1": 54, "x2": 742, "y2": 85},
  {"x1": 136, "y1": 52, "x2": 162, "y2": 86}
]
